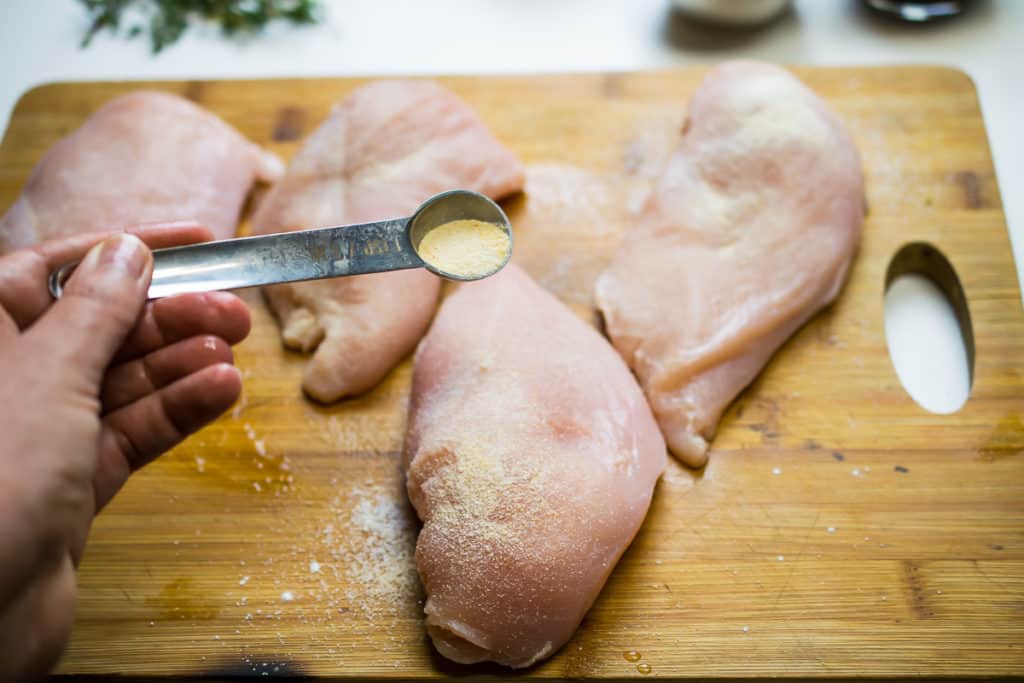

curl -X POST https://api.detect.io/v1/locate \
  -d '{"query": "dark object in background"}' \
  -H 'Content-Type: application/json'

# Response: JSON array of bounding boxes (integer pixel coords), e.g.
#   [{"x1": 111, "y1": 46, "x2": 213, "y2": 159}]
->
[
  {"x1": 670, "y1": 0, "x2": 790, "y2": 27},
  {"x1": 863, "y1": 0, "x2": 965, "y2": 21},
  {"x1": 78, "y1": 0, "x2": 322, "y2": 54}
]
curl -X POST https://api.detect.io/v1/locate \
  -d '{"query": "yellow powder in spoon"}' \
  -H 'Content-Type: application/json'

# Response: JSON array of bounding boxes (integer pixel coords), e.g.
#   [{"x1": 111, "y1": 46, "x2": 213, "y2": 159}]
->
[{"x1": 418, "y1": 219, "x2": 510, "y2": 279}]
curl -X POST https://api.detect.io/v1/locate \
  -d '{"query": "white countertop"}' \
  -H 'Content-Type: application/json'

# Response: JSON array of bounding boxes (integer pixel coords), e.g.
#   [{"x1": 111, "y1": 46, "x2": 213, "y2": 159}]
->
[{"x1": 1, "y1": 0, "x2": 1021, "y2": 296}]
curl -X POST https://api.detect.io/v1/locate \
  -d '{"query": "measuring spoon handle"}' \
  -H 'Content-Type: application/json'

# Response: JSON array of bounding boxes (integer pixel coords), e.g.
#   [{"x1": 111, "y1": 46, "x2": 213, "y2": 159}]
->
[{"x1": 49, "y1": 217, "x2": 423, "y2": 300}]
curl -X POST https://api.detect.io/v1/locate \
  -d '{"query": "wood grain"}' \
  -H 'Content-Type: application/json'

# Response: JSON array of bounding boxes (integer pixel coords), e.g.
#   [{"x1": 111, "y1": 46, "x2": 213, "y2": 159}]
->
[{"x1": 1, "y1": 67, "x2": 1022, "y2": 679}]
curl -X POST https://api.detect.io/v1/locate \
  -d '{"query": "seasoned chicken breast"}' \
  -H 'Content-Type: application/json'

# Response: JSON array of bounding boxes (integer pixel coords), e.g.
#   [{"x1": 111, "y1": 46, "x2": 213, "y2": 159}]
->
[
  {"x1": 596, "y1": 61, "x2": 865, "y2": 467},
  {"x1": 404, "y1": 264, "x2": 665, "y2": 668}
]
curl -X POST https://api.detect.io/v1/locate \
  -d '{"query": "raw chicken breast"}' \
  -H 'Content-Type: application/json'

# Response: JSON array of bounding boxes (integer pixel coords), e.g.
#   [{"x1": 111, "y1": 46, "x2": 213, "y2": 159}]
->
[
  {"x1": 251, "y1": 80, "x2": 524, "y2": 403},
  {"x1": 0, "y1": 91, "x2": 282, "y2": 252},
  {"x1": 404, "y1": 264, "x2": 666, "y2": 668},
  {"x1": 595, "y1": 61, "x2": 864, "y2": 468}
]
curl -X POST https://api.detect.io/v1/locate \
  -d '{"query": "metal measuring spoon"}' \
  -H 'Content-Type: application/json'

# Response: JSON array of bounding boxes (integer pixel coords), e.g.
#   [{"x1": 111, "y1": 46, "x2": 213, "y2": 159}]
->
[{"x1": 48, "y1": 189, "x2": 513, "y2": 300}]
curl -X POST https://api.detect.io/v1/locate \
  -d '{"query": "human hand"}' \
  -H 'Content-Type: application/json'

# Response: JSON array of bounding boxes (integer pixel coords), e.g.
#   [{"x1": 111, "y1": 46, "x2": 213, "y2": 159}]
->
[{"x1": 0, "y1": 223, "x2": 251, "y2": 679}]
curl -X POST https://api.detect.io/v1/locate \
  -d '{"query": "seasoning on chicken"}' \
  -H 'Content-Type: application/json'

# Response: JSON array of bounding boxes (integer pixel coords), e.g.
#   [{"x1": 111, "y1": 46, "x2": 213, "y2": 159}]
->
[
  {"x1": 596, "y1": 61, "x2": 865, "y2": 467},
  {"x1": 404, "y1": 264, "x2": 665, "y2": 668}
]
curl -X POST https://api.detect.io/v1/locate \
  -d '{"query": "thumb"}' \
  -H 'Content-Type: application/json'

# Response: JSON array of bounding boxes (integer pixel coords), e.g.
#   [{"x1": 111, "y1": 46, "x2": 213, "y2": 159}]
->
[{"x1": 29, "y1": 234, "x2": 153, "y2": 391}]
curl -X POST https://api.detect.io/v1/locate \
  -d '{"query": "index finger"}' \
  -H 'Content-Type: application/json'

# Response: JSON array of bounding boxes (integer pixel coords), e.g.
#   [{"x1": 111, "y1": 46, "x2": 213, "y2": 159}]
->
[
  {"x1": 0, "y1": 222, "x2": 215, "y2": 331},
  {"x1": 33, "y1": 221, "x2": 214, "y2": 270}
]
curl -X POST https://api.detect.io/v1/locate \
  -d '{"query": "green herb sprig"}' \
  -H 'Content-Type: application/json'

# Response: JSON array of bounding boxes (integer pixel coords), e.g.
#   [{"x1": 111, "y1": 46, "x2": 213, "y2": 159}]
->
[{"x1": 79, "y1": 0, "x2": 323, "y2": 54}]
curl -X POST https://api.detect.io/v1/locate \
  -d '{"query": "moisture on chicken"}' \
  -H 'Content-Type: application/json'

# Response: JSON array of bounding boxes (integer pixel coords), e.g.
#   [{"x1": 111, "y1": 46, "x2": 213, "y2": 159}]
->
[
  {"x1": 0, "y1": 91, "x2": 282, "y2": 252},
  {"x1": 596, "y1": 61, "x2": 865, "y2": 468},
  {"x1": 251, "y1": 80, "x2": 525, "y2": 403},
  {"x1": 404, "y1": 264, "x2": 666, "y2": 668}
]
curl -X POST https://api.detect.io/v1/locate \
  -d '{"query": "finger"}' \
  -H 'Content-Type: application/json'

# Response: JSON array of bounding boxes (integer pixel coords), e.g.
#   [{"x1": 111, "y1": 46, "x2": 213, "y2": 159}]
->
[
  {"x1": 94, "y1": 363, "x2": 242, "y2": 509},
  {"x1": 101, "y1": 335, "x2": 234, "y2": 414},
  {"x1": 0, "y1": 222, "x2": 213, "y2": 331},
  {"x1": 26, "y1": 234, "x2": 152, "y2": 393},
  {"x1": 113, "y1": 291, "x2": 251, "y2": 364},
  {"x1": 0, "y1": 250, "x2": 50, "y2": 337},
  {"x1": 34, "y1": 221, "x2": 213, "y2": 270},
  {"x1": 0, "y1": 299, "x2": 16, "y2": 340}
]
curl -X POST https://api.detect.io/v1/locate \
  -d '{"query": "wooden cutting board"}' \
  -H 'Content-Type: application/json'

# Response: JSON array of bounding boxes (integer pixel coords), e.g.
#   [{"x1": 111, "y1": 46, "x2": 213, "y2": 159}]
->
[{"x1": 1, "y1": 67, "x2": 1022, "y2": 679}]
